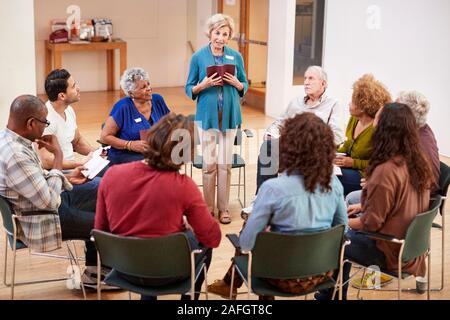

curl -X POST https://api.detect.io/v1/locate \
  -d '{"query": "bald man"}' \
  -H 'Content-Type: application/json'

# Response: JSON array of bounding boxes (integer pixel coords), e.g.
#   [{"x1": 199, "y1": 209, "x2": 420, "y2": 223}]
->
[{"x1": 0, "y1": 95, "x2": 100, "y2": 287}]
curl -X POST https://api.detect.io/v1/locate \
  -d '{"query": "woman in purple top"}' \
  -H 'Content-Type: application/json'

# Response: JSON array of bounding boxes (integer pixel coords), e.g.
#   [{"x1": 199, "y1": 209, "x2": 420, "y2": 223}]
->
[{"x1": 100, "y1": 67, "x2": 170, "y2": 165}]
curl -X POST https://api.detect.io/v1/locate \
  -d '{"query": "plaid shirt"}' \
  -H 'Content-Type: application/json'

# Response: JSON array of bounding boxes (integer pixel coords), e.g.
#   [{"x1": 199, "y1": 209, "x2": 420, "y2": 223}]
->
[{"x1": 0, "y1": 129, "x2": 72, "y2": 252}]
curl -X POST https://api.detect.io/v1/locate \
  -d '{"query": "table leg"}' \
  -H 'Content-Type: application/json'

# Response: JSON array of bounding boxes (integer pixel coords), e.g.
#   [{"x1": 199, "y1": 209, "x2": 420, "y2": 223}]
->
[
  {"x1": 119, "y1": 45, "x2": 127, "y2": 97},
  {"x1": 106, "y1": 49, "x2": 115, "y2": 91},
  {"x1": 45, "y1": 47, "x2": 52, "y2": 76}
]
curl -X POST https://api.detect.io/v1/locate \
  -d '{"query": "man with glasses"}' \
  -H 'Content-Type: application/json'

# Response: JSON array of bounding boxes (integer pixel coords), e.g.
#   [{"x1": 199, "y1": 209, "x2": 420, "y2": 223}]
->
[
  {"x1": 36, "y1": 68, "x2": 98, "y2": 170},
  {"x1": 0, "y1": 95, "x2": 98, "y2": 277}
]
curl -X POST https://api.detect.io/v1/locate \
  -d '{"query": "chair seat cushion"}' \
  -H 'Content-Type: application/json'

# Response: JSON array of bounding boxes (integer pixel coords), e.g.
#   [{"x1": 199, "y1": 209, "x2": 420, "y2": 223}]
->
[
  {"x1": 104, "y1": 262, "x2": 204, "y2": 296},
  {"x1": 7, "y1": 234, "x2": 27, "y2": 250}
]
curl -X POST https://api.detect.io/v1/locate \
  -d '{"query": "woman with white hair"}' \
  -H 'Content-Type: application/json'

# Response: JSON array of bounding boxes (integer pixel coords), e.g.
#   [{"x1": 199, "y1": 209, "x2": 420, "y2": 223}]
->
[
  {"x1": 185, "y1": 14, "x2": 248, "y2": 224},
  {"x1": 101, "y1": 67, "x2": 170, "y2": 165},
  {"x1": 397, "y1": 90, "x2": 440, "y2": 194}
]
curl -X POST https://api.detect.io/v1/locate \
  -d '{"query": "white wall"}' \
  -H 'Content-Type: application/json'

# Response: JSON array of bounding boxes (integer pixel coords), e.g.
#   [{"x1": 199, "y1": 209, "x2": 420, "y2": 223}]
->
[
  {"x1": 0, "y1": 0, "x2": 37, "y2": 128},
  {"x1": 34, "y1": 0, "x2": 189, "y2": 93},
  {"x1": 267, "y1": 0, "x2": 450, "y2": 156},
  {"x1": 187, "y1": 0, "x2": 216, "y2": 54}
]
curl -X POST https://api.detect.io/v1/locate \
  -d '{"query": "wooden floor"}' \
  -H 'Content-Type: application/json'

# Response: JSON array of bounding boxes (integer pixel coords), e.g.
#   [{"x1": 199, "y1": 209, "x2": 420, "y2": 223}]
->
[{"x1": 1, "y1": 88, "x2": 449, "y2": 300}]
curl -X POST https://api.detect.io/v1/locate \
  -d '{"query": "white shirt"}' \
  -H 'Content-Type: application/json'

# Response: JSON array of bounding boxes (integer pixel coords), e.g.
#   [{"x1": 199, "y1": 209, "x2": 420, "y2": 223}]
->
[
  {"x1": 44, "y1": 101, "x2": 78, "y2": 161},
  {"x1": 265, "y1": 94, "x2": 344, "y2": 145}
]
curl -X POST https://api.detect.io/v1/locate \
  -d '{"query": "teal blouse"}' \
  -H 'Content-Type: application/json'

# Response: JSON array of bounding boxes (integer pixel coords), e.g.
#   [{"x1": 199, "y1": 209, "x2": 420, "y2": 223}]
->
[{"x1": 185, "y1": 44, "x2": 248, "y2": 131}]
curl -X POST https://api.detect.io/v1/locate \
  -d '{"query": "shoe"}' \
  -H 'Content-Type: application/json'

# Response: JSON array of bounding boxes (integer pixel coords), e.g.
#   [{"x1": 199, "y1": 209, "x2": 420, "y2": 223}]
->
[
  {"x1": 81, "y1": 267, "x2": 122, "y2": 291},
  {"x1": 314, "y1": 290, "x2": 345, "y2": 301},
  {"x1": 218, "y1": 210, "x2": 232, "y2": 224},
  {"x1": 207, "y1": 279, "x2": 237, "y2": 299},
  {"x1": 351, "y1": 271, "x2": 394, "y2": 289},
  {"x1": 241, "y1": 199, "x2": 255, "y2": 220}
]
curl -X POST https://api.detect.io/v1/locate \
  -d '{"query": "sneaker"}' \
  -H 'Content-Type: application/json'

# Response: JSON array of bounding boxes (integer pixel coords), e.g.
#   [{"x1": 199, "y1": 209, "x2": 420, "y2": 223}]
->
[
  {"x1": 241, "y1": 199, "x2": 255, "y2": 220},
  {"x1": 351, "y1": 271, "x2": 394, "y2": 289},
  {"x1": 207, "y1": 279, "x2": 237, "y2": 299},
  {"x1": 81, "y1": 267, "x2": 122, "y2": 291}
]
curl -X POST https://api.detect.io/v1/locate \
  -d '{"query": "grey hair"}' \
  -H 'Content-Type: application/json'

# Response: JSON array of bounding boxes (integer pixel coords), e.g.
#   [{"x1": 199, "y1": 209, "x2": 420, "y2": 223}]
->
[
  {"x1": 306, "y1": 65, "x2": 328, "y2": 82},
  {"x1": 397, "y1": 90, "x2": 430, "y2": 127},
  {"x1": 205, "y1": 13, "x2": 235, "y2": 40},
  {"x1": 120, "y1": 67, "x2": 150, "y2": 96}
]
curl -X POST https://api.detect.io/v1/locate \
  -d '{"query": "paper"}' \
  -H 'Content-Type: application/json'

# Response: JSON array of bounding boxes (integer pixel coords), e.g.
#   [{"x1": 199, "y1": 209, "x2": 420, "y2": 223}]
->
[
  {"x1": 333, "y1": 165, "x2": 343, "y2": 176},
  {"x1": 82, "y1": 156, "x2": 110, "y2": 179},
  {"x1": 92, "y1": 146, "x2": 110, "y2": 158},
  {"x1": 206, "y1": 64, "x2": 236, "y2": 86}
]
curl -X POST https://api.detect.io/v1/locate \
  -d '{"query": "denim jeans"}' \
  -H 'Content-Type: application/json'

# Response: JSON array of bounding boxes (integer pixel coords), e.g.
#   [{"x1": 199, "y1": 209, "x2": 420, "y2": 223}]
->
[
  {"x1": 108, "y1": 152, "x2": 144, "y2": 165},
  {"x1": 59, "y1": 177, "x2": 100, "y2": 266},
  {"x1": 346, "y1": 190, "x2": 362, "y2": 206},
  {"x1": 118, "y1": 230, "x2": 213, "y2": 300},
  {"x1": 256, "y1": 139, "x2": 279, "y2": 194},
  {"x1": 337, "y1": 168, "x2": 362, "y2": 196},
  {"x1": 319, "y1": 229, "x2": 386, "y2": 300}
]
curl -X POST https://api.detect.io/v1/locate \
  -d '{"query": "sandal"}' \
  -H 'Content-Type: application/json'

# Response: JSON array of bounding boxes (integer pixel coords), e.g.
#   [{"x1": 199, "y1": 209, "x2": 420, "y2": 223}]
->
[{"x1": 219, "y1": 210, "x2": 232, "y2": 224}]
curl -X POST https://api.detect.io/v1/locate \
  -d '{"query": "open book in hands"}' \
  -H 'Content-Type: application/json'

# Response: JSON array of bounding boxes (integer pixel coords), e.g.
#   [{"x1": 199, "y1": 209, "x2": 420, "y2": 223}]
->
[
  {"x1": 206, "y1": 64, "x2": 235, "y2": 86},
  {"x1": 81, "y1": 149, "x2": 110, "y2": 179}
]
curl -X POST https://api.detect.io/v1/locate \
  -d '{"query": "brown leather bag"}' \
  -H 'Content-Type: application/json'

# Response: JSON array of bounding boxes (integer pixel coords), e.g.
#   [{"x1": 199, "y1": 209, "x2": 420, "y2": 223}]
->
[{"x1": 265, "y1": 270, "x2": 334, "y2": 294}]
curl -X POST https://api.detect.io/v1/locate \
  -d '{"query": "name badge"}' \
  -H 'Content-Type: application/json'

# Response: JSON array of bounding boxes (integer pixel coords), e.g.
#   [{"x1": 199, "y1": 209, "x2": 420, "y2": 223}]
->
[
  {"x1": 225, "y1": 55, "x2": 234, "y2": 60},
  {"x1": 134, "y1": 118, "x2": 142, "y2": 123}
]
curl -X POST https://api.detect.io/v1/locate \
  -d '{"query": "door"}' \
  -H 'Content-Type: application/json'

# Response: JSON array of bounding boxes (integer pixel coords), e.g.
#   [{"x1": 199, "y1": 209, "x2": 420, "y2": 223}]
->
[{"x1": 219, "y1": 0, "x2": 269, "y2": 95}]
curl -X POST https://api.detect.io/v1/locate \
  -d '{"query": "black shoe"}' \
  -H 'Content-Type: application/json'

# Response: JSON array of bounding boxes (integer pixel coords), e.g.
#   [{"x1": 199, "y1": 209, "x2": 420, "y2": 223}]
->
[{"x1": 314, "y1": 291, "x2": 345, "y2": 301}]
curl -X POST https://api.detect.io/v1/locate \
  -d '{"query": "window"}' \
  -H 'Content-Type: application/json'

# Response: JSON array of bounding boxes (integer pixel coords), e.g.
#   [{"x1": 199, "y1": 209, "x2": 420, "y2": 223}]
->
[{"x1": 293, "y1": 0, "x2": 325, "y2": 85}]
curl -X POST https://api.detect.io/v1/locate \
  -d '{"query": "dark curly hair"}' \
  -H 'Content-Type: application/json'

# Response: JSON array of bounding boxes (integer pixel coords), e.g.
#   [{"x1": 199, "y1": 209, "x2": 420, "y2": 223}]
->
[
  {"x1": 279, "y1": 112, "x2": 336, "y2": 193},
  {"x1": 143, "y1": 113, "x2": 194, "y2": 171},
  {"x1": 366, "y1": 103, "x2": 432, "y2": 193}
]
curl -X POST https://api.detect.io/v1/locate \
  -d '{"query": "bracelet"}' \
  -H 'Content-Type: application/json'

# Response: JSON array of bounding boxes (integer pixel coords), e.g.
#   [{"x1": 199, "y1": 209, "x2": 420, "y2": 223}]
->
[
  {"x1": 128, "y1": 141, "x2": 133, "y2": 151},
  {"x1": 124, "y1": 141, "x2": 130, "y2": 150}
]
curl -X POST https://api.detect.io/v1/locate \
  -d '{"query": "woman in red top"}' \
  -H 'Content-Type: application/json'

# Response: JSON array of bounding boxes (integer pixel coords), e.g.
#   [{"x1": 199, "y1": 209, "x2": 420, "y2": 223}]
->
[{"x1": 95, "y1": 113, "x2": 221, "y2": 300}]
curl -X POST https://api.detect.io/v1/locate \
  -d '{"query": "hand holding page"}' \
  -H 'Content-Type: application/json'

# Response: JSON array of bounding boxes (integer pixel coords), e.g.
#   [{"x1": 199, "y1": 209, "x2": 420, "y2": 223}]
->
[{"x1": 81, "y1": 156, "x2": 110, "y2": 179}]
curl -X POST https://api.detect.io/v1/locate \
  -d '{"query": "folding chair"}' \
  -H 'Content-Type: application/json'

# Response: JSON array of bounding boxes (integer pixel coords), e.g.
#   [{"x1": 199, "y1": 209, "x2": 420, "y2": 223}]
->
[
  {"x1": 0, "y1": 196, "x2": 86, "y2": 300},
  {"x1": 227, "y1": 225, "x2": 349, "y2": 300},
  {"x1": 349, "y1": 195, "x2": 442, "y2": 300},
  {"x1": 91, "y1": 230, "x2": 209, "y2": 300}
]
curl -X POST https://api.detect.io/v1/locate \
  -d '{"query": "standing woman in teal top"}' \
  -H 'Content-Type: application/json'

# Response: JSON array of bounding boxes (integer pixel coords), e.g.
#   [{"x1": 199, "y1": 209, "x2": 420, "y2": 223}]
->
[
  {"x1": 335, "y1": 74, "x2": 391, "y2": 196},
  {"x1": 185, "y1": 14, "x2": 248, "y2": 224}
]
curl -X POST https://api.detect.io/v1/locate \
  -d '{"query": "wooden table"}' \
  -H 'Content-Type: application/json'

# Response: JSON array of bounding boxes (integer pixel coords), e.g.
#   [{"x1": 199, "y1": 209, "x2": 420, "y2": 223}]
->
[{"x1": 45, "y1": 39, "x2": 127, "y2": 91}]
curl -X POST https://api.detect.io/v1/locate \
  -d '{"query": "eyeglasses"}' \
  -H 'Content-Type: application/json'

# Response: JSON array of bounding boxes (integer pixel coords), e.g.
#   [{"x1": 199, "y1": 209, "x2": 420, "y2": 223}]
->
[{"x1": 28, "y1": 117, "x2": 50, "y2": 127}]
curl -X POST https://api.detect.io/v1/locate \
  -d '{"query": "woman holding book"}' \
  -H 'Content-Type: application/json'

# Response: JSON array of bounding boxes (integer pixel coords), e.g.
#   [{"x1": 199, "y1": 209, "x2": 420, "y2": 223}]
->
[
  {"x1": 185, "y1": 14, "x2": 248, "y2": 224},
  {"x1": 100, "y1": 67, "x2": 170, "y2": 165}
]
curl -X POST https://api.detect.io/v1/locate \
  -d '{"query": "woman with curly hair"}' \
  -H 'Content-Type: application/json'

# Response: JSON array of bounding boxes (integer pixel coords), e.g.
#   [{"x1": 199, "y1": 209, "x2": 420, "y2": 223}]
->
[
  {"x1": 95, "y1": 113, "x2": 221, "y2": 300},
  {"x1": 207, "y1": 112, "x2": 348, "y2": 299},
  {"x1": 335, "y1": 74, "x2": 391, "y2": 195},
  {"x1": 317, "y1": 103, "x2": 432, "y2": 300}
]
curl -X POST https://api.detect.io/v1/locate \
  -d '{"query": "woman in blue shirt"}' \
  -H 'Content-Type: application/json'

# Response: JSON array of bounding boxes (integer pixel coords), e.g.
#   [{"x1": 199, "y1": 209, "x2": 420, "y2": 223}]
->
[
  {"x1": 207, "y1": 112, "x2": 348, "y2": 299},
  {"x1": 185, "y1": 14, "x2": 248, "y2": 224},
  {"x1": 100, "y1": 67, "x2": 170, "y2": 165}
]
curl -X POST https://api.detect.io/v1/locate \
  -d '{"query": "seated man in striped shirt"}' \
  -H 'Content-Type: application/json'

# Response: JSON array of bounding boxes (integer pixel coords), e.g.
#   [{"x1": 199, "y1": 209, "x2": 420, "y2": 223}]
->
[{"x1": 0, "y1": 95, "x2": 99, "y2": 287}]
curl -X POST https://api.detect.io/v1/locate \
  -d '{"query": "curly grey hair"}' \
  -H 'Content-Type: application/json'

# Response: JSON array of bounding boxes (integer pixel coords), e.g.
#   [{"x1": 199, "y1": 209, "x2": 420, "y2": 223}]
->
[
  {"x1": 120, "y1": 67, "x2": 150, "y2": 96},
  {"x1": 397, "y1": 90, "x2": 430, "y2": 127},
  {"x1": 205, "y1": 13, "x2": 235, "y2": 40}
]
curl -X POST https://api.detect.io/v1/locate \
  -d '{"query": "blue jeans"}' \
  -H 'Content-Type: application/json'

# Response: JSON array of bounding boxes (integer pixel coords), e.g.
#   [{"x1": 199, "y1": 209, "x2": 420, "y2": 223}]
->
[
  {"x1": 256, "y1": 139, "x2": 279, "y2": 194},
  {"x1": 319, "y1": 229, "x2": 386, "y2": 300},
  {"x1": 346, "y1": 190, "x2": 362, "y2": 206},
  {"x1": 337, "y1": 168, "x2": 362, "y2": 196},
  {"x1": 108, "y1": 152, "x2": 144, "y2": 165},
  {"x1": 118, "y1": 230, "x2": 213, "y2": 300},
  {"x1": 59, "y1": 177, "x2": 100, "y2": 266}
]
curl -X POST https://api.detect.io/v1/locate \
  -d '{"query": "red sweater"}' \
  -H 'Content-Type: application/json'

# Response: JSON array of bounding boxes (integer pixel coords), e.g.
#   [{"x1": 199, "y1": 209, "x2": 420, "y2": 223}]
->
[{"x1": 95, "y1": 161, "x2": 221, "y2": 248}]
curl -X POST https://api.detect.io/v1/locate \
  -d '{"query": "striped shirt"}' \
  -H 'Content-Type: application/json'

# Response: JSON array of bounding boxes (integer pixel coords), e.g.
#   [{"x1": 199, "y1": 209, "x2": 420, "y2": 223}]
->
[{"x1": 0, "y1": 129, "x2": 72, "y2": 252}]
